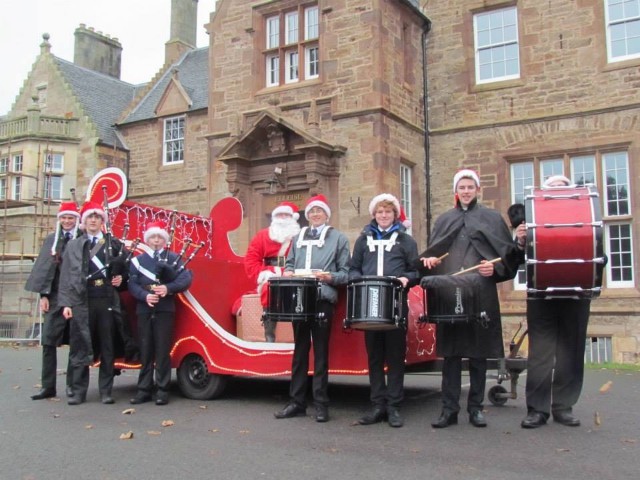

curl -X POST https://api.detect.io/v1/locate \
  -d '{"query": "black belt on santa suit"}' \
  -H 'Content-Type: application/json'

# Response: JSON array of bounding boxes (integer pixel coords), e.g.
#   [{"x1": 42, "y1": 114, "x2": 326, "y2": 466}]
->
[{"x1": 263, "y1": 256, "x2": 286, "y2": 267}]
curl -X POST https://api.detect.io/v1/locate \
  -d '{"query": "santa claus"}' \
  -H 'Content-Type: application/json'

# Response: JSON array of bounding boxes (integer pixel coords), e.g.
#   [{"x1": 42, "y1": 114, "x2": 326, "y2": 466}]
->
[{"x1": 243, "y1": 201, "x2": 301, "y2": 341}]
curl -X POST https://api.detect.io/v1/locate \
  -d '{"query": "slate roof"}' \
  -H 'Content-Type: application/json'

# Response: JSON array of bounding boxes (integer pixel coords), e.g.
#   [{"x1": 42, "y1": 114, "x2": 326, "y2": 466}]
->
[
  {"x1": 120, "y1": 47, "x2": 209, "y2": 125},
  {"x1": 54, "y1": 56, "x2": 141, "y2": 148}
]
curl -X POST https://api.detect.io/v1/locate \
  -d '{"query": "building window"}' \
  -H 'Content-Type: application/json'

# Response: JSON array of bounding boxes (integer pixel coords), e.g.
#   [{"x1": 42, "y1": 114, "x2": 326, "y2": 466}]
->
[
  {"x1": 510, "y1": 149, "x2": 634, "y2": 290},
  {"x1": 44, "y1": 152, "x2": 64, "y2": 172},
  {"x1": 163, "y1": 116, "x2": 185, "y2": 165},
  {"x1": 605, "y1": 0, "x2": 640, "y2": 62},
  {"x1": 263, "y1": 4, "x2": 319, "y2": 87},
  {"x1": 0, "y1": 178, "x2": 6, "y2": 200},
  {"x1": 44, "y1": 175, "x2": 63, "y2": 201},
  {"x1": 510, "y1": 162, "x2": 533, "y2": 289},
  {"x1": 585, "y1": 336, "x2": 612, "y2": 363},
  {"x1": 0, "y1": 157, "x2": 8, "y2": 174},
  {"x1": 12, "y1": 154, "x2": 23, "y2": 172},
  {"x1": 400, "y1": 164, "x2": 412, "y2": 232},
  {"x1": 474, "y1": 6, "x2": 520, "y2": 84},
  {"x1": 12, "y1": 176, "x2": 21, "y2": 201}
]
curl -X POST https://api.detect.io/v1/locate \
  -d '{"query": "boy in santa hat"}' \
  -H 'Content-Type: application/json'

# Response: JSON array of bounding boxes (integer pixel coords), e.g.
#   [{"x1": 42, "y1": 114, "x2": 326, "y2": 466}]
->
[
  {"x1": 25, "y1": 202, "x2": 80, "y2": 400},
  {"x1": 59, "y1": 201, "x2": 126, "y2": 405},
  {"x1": 128, "y1": 221, "x2": 193, "y2": 406},
  {"x1": 244, "y1": 201, "x2": 301, "y2": 342},
  {"x1": 273, "y1": 194, "x2": 350, "y2": 423},
  {"x1": 420, "y1": 169, "x2": 521, "y2": 429}
]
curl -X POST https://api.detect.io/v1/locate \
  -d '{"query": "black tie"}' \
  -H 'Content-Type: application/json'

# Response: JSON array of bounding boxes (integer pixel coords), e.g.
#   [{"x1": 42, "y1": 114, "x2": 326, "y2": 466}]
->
[
  {"x1": 90, "y1": 237, "x2": 97, "y2": 248},
  {"x1": 64, "y1": 232, "x2": 71, "y2": 242},
  {"x1": 311, "y1": 228, "x2": 318, "y2": 238},
  {"x1": 153, "y1": 251, "x2": 159, "y2": 260}
]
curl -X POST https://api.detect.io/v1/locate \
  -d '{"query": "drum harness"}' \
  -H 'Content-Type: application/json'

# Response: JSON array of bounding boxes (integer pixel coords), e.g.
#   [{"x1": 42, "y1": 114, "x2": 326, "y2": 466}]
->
[
  {"x1": 294, "y1": 227, "x2": 332, "y2": 319},
  {"x1": 366, "y1": 232, "x2": 398, "y2": 276}
]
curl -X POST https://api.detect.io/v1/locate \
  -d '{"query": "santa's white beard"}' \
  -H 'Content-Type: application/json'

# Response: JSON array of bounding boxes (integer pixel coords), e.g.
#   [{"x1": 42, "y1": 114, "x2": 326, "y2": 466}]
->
[{"x1": 269, "y1": 217, "x2": 301, "y2": 243}]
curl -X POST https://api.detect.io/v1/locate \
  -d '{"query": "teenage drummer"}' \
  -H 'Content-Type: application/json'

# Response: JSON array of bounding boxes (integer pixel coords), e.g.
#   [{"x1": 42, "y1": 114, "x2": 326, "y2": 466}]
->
[
  {"x1": 349, "y1": 193, "x2": 419, "y2": 428},
  {"x1": 520, "y1": 175, "x2": 604, "y2": 429},
  {"x1": 273, "y1": 195, "x2": 350, "y2": 423},
  {"x1": 419, "y1": 169, "x2": 520, "y2": 428}
]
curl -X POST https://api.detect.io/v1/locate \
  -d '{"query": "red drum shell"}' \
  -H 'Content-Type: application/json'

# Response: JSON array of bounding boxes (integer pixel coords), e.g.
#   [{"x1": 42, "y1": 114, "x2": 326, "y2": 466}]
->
[
  {"x1": 525, "y1": 185, "x2": 604, "y2": 298},
  {"x1": 264, "y1": 277, "x2": 319, "y2": 322},
  {"x1": 345, "y1": 276, "x2": 404, "y2": 331}
]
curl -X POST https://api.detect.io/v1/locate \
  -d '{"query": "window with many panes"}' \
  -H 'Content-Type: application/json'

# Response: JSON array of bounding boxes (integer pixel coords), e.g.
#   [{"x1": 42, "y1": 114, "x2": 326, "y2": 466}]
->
[
  {"x1": 605, "y1": 0, "x2": 640, "y2": 63},
  {"x1": 43, "y1": 175, "x2": 63, "y2": 201},
  {"x1": 12, "y1": 154, "x2": 23, "y2": 172},
  {"x1": 473, "y1": 6, "x2": 520, "y2": 84},
  {"x1": 12, "y1": 176, "x2": 21, "y2": 201},
  {"x1": 44, "y1": 152, "x2": 64, "y2": 172},
  {"x1": 0, "y1": 157, "x2": 7, "y2": 174},
  {"x1": 510, "y1": 150, "x2": 634, "y2": 289},
  {"x1": 264, "y1": 4, "x2": 319, "y2": 88},
  {"x1": 0, "y1": 178, "x2": 6, "y2": 200},
  {"x1": 585, "y1": 336, "x2": 612, "y2": 363},
  {"x1": 163, "y1": 116, "x2": 185, "y2": 165},
  {"x1": 400, "y1": 164, "x2": 413, "y2": 233}
]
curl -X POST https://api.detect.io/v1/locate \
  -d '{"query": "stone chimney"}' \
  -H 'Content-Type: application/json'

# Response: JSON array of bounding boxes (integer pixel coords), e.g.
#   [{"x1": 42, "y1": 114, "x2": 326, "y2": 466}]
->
[
  {"x1": 165, "y1": 0, "x2": 198, "y2": 65},
  {"x1": 73, "y1": 24, "x2": 122, "y2": 78}
]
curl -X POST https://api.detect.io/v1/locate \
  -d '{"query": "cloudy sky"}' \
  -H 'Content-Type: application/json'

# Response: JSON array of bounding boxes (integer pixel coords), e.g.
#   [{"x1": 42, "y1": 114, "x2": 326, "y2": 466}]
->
[{"x1": 0, "y1": 0, "x2": 215, "y2": 114}]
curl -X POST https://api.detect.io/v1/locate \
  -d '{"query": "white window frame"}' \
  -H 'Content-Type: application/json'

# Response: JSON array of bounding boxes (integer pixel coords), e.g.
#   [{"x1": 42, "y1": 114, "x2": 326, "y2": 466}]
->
[
  {"x1": 0, "y1": 157, "x2": 7, "y2": 174},
  {"x1": 44, "y1": 175, "x2": 63, "y2": 201},
  {"x1": 266, "y1": 55, "x2": 280, "y2": 87},
  {"x1": 510, "y1": 162, "x2": 534, "y2": 290},
  {"x1": 44, "y1": 152, "x2": 64, "y2": 173},
  {"x1": 305, "y1": 6, "x2": 319, "y2": 40},
  {"x1": 540, "y1": 158, "x2": 563, "y2": 183},
  {"x1": 571, "y1": 155, "x2": 597, "y2": 186},
  {"x1": 305, "y1": 46, "x2": 319, "y2": 79},
  {"x1": 285, "y1": 11, "x2": 298, "y2": 45},
  {"x1": 474, "y1": 6, "x2": 520, "y2": 84},
  {"x1": 12, "y1": 176, "x2": 21, "y2": 200},
  {"x1": 163, "y1": 116, "x2": 185, "y2": 165},
  {"x1": 12, "y1": 154, "x2": 23, "y2": 172},
  {"x1": 285, "y1": 50, "x2": 299, "y2": 84},
  {"x1": 585, "y1": 336, "x2": 613, "y2": 363},
  {"x1": 400, "y1": 164, "x2": 412, "y2": 233},
  {"x1": 266, "y1": 16, "x2": 280, "y2": 49},
  {"x1": 0, "y1": 178, "x2": 6, "y2": 200},
  {"x1": 605, "y1": 0, "x2": 640, "y2": 63}
]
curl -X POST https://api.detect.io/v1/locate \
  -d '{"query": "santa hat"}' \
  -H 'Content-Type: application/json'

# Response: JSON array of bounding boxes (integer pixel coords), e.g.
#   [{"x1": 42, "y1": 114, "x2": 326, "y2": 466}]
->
[
  {"x1": 452, "y1": 169, "x2": 480, "y2": 193},
  {"x1": 399, "y1": 207, "x2": 411, "y2": 228},
  {"x1": 543, "y1": 175, "x2": 573, "y2": 188},
  {"x1": 50, "y1": 202, "x2": 80, "y2": 255},
  {"x1": 144, "y1": 221, "x2": 170, "y2": 243},
  {"x1": 304, "y1": 194, "x2": 331, "y2": 219},
  {"x1": 271, "y1": 201, "x2": 300, "y2": 221},
  {"x1": 368, "y1": 193, "x2": 400, "y2": 217},
  {"x1": 80, "y1": 201, "x2": 108, "y2": 225}
]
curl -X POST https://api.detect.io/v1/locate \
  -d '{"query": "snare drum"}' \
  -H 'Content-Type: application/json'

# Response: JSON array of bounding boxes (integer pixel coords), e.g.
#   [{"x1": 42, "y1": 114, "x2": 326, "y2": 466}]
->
[
  {"x1": 344, "y1": 276, "x2": 405, "y2": 330},
  {"x1": 421, "y1": 285, "x2": 478, "y2": 324},
  {"x1": 263, "y1": 277, "x2": 320, "y2": 322},
  {"x1": 525, "y1": 185, "x2": 605, "y2": 299}
]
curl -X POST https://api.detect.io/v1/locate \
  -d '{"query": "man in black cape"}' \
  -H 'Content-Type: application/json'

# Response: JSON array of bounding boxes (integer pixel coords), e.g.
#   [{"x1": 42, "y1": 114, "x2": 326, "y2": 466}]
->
[{"x1": 419, "y1": 169, "x2": 520, "y2": 428}]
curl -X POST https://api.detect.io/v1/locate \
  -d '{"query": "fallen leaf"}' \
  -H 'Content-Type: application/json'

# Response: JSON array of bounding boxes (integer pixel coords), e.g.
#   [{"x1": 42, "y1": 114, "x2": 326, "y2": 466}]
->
[
  {"x1": 621, "y1": 438, "x2": 637, "y2": 444},
  {"x1": 26, "y1": 367, "x2": 33, "y2": 371},
  {"x1": 147, "y1": 431, "x2": 161, "y2": 436},
  {"x1": 85, "y1": 425, "x2": 94, "y2": 429},
  {"x1": 594, "y1": 411, "x2": 601, "y2": 426},
  {"x1": 208, "y1": 428, "x2": 219, "y2": 433},
  {"x1": 161, "y1": 420, "x2": 175, "y2": 427},
  {"x1": 556, "y1": 448, "x2": 570, "y2": 453},
  {"x1": 13, "y1": 385, "x2": 20, "y2": 390},
  {"x1": 49, "y1": 397, "x2": 61, "y2": 402},
  {"x1": 239, "y1": 429, "x2": 250, "y2": 434},
  {"x1": 122, "y1": 408, "x2": 135, "y2": 415},
  {"x1": 199, "y1": 405, "x2": 207, "y2": 410},
  {"x1": 599, "y1": 381, "x2": 613, "y2": 393},
  {"x1": 119, "y1": 431, "x2": 134, "y2": 440},
  {"x1": 52, "y1": 414, "x2": 60, "y2": 418}
]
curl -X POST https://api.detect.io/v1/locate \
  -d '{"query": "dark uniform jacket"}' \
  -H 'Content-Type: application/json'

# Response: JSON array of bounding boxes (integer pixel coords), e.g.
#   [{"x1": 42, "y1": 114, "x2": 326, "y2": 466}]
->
[{"x1": 419, "y1": 199, "x2": 519, "y2": 358}]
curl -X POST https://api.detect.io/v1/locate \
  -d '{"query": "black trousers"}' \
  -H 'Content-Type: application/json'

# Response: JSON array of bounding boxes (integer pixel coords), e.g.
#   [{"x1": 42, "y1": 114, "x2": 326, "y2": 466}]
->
[
  {"x1": 364, "y1": 327, "x2": 407, "y2": 409},
  {"x1": 136, "y1": 310, "x2": 175, "y2": 396},
  {"x1": 525, "y1": 298, "x2": 590, "y2": 416},
  {"x1": 88, "y1": 295, "x2": 116, "y2": 396},
  {"x1": 440, "y1": 356, "x2": 487, "y2": 414},
  {"x1": 289, "y1": 301, "x2": 333, "y2": 408},
  {"x1": 39, "y1": 297, "x2": 71, "y2": 391}
]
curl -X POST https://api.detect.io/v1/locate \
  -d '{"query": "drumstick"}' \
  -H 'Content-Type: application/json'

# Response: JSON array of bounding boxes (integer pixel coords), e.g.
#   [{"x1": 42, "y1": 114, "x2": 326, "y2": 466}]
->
[
  {"x1": 452, "y1": 257, "x2": 502, "y2": 276},
  {"x1": 437, "y1": 253, "x2": 449, "y2": 261}
]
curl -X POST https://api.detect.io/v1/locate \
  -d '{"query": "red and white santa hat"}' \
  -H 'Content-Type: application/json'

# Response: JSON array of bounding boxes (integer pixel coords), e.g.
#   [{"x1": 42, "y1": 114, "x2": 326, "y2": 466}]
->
[
  {"x1": 271, "y1": 201, "x2": 300, "y2": 220},
  {"x1": 80, "y1": 201, "x2": 108, "y2": 226},
  {"x1": 399, "y1": 207, "x2": 411, "y2": 228},
  {"x1": 452, "y1": 168, "x2": 480, "y2": 193},
  {"x1": 543, "y1": 174, "x2": 572, "y2": 188},
  {"x1": 144, "y1": 221, "x2": 170, "y2": 243},
  {"x1": 304, "y1": 194, "x2": 331, "y2": 219},
  {"x1": 50, "y1": 201, "x2": 80, "y2": 255},
  {"x1": 368, "y1": 193, "x2": 400, "y2": 217}
]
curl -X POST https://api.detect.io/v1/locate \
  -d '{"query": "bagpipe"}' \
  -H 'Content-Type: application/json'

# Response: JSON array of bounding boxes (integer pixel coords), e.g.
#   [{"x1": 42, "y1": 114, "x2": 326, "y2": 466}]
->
[{"x1": 154, "y1": 210, "x2": 204, "y2": 284}]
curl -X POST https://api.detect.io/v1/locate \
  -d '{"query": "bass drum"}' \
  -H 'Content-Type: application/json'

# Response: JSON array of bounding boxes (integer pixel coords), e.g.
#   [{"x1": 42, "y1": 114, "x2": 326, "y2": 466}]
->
[
  {"x1": 525, "y1": 184, "x2": 605, "y2": 299},
  {"x1": 344, "y1": 276, "x2": 405, "y2": 331}
]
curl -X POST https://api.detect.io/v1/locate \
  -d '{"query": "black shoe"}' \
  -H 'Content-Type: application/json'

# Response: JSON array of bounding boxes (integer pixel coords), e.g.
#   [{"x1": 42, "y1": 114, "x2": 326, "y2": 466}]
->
[
  {"x1": 315, "y1": 405, "x2": 329, "y2": 423},
  {"x1": 130, "y1": 394, "x2": 153, "y2": 405},
  {"x1": 31, "y1": 388, "x2": 56, "y2": 400},
  {"x1": 469, "y1": 410, "x2": 487, "y2": 427},
  {"x1": 67, "y1": 396, "x2": 84, "y2": 406},
  {"x1": 66, "y1": 386, "x2": 74, "y2": 398},
  {"x1": 101, "y1": 395, "x2": 115, "y2": 405},
  {"x1": 521, "y1": 411, "x2": 548, "y2": 429},
  {"x1": 274, "y1": 403, "x2": 306, "y2": 419},
  {"x1": 156, "y1": 397, "x2": 169, "y2": 406},
  {"x1": 387, "y1": 408, "x2": 404, "y2": 428},
  {"x1": 553, "y1": 411, "x2": 580, "y2": 427},
  {"x1": 358, "y1": 406, "x2": 387, "y2": 425},
  {"x1": 431, "y1": 411, "x2": 458, "y2": 428}
]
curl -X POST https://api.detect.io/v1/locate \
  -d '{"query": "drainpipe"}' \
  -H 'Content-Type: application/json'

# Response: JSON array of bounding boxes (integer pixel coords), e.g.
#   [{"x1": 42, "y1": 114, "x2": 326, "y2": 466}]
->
[{"x1": 420, "y1": 21, "x2": 432, "y2": 247}]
